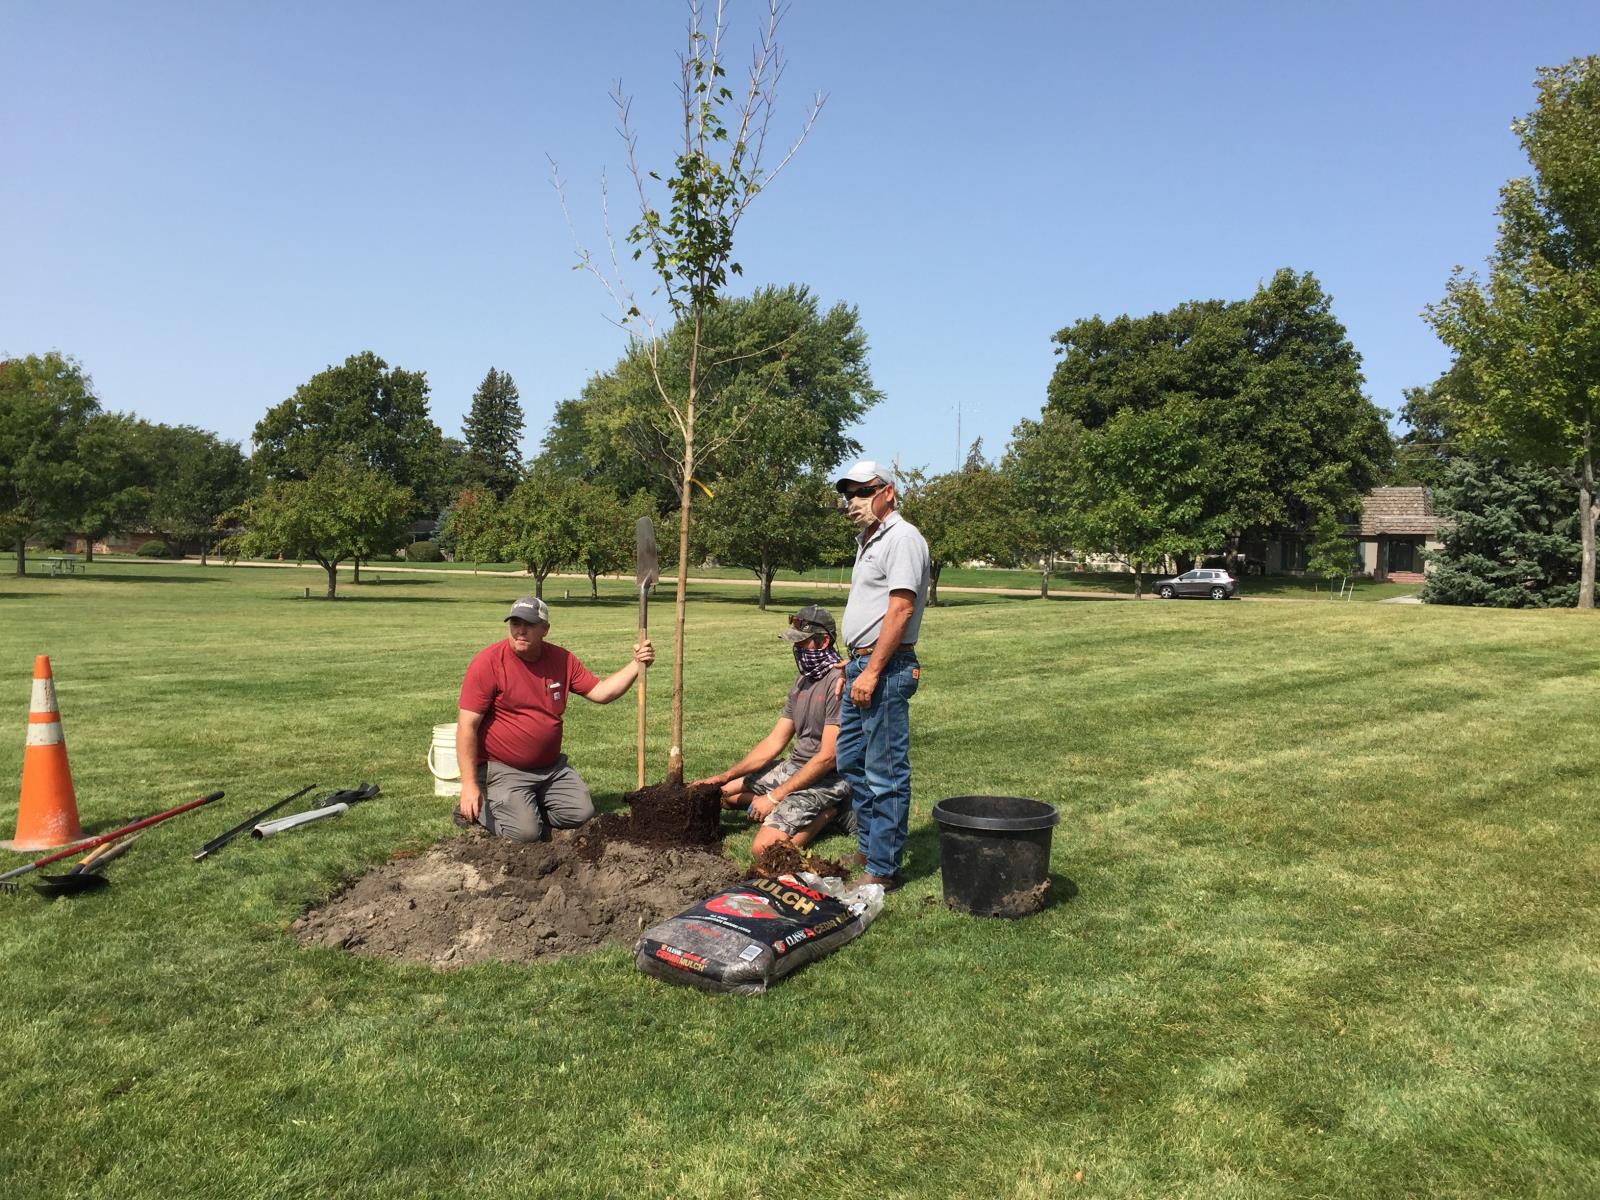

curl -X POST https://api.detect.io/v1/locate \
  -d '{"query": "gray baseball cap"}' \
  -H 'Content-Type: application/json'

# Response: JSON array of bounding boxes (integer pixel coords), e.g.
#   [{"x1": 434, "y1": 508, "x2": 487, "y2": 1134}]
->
[
  {"x1": 505, "y1": 596, "x2": 550, "y2": 624},
  {"x1": 779, "y1": 604, "x2": 837, "y2": 643}
]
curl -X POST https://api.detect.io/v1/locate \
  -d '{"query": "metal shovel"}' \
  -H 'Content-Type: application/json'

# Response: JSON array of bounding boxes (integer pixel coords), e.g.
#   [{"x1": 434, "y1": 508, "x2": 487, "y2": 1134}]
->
[
  {"x1": 1, "y1": 790, "x2": 223, "y2": 895},
  {"x1": 635, "y1": 516, "x2": 659, "y2": 789},
  {"x1": 32, "y1": 834, "x2": 143, "y2": 898}
]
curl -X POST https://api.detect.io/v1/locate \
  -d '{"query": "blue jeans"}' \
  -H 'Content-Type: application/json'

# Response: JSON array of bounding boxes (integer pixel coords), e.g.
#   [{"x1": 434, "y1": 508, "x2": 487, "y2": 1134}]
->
[{"x1": 836, "y1": 649, "x2": 920, "y2": 877}]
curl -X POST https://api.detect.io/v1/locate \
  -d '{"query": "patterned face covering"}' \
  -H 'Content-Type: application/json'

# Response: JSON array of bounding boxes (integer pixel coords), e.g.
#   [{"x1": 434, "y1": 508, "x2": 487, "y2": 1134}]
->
[{"x1": 793, "y1": 641, "x2": 841, "y2": 681}]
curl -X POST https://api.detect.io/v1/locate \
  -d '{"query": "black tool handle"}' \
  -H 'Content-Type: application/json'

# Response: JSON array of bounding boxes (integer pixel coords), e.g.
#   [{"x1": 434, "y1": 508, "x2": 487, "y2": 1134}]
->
[{"x1": 193, "y1": 785, "x2": 315, "y2": 860}]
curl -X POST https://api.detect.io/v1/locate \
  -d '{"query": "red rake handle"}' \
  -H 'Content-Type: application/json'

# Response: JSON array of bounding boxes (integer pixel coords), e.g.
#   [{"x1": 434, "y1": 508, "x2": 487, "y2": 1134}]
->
[{"x1": 0, "y1": 791, "x2": 224, "y2": 883}]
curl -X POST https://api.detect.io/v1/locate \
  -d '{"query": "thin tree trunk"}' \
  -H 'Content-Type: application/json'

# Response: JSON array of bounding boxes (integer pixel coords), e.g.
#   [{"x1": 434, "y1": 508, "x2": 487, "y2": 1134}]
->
[
  {"x1": 929, "y1": 563, "x2": 941, "y2": 607},
  {"x1": 1579, "y1": 423, "x2": 1595, "y2": 610},
  {"x1": 325, "y1": 561, "x2": 338, "y2": 599},
  {"x1": 84, "y1": 540, "x2": 95, "y2": 563},
  {"x1": 200, "y1": 536, "x2": 209, "y2": 567},
  {"x1": 533, "y1": 573, "x2": 544, "y2": 600},
  {"x1": 352, "y1": 557, "x2": 361, "y2": 584},
  {"x1": 588, "y1": 568, "x2": 600, "y2": 600},
  {"x1": 668, "y1": 315, "x2": 703, "y2": 787},
  {"x1": 758, "y1": 552, "x2": 772, "y2": 610},
  {"x1": 14, "y1": 538, "x2": 24, "y2": 577}
]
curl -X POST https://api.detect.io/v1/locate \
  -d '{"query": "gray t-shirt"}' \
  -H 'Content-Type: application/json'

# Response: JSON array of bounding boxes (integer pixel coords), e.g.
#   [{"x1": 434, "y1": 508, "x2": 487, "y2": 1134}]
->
[
  {"x1": 781, "y1": 670, "x2": 842, "y2": 772},
  {"x1": 840, "y1": 511, "x2": 931, "y2": 651}
]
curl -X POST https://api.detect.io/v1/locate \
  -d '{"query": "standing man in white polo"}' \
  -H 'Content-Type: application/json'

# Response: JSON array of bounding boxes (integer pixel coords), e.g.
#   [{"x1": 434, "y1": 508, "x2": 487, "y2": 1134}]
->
[{"x1": 834, "y1": 460, "x2": 930, "y2": 890}]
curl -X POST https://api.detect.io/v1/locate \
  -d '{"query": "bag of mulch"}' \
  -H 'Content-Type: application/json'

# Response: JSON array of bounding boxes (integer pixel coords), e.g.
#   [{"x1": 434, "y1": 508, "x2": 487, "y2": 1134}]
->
[{"x1": 634, "y1": 872, "x2": 884, "y2": 994}]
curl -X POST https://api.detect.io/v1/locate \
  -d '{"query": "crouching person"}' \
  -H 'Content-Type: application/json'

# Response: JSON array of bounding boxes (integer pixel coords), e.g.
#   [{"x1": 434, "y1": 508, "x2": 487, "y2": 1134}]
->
[
  {"x1": 456, "y1": 596, "x2": 652, "y2": 841},
  {"x1": 693, "y1": 605, "x2": 854, "y2": 856}
]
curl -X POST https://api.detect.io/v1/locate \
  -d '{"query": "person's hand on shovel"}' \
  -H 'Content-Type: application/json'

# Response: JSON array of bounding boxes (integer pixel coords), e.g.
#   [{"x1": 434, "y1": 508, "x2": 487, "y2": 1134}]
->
[{"x1": 633, "y1": 638, "x2": 655, "y2": 671}]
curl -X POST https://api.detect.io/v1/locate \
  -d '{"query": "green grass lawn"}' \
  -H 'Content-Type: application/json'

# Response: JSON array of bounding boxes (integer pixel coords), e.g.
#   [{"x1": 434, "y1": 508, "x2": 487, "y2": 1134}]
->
[{"x1": 1, "y1": 562, "x2": 1594, "y2": 1198}]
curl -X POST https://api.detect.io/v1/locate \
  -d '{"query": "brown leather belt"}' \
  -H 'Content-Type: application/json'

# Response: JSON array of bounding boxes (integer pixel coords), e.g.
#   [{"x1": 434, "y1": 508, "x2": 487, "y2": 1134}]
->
[{"x1": 849, "y1": 642, "x2": 914, "y2": 658}]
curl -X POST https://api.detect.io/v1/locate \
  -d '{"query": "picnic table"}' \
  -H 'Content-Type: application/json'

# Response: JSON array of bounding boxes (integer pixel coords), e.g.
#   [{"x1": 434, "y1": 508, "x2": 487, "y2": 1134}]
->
[{"x1": 46, "y1": 555, "x2": 84, "y2": 577}]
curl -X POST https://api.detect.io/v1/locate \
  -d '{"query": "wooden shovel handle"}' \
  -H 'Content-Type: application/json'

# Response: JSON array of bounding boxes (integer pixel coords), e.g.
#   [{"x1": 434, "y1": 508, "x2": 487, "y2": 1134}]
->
[{"x1": 636, "y1": 598, "x2": 648, "y2": 789}]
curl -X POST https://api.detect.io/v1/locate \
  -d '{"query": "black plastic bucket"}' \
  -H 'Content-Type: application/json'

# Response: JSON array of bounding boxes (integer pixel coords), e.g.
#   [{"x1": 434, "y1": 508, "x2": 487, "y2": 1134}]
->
[{"x1": 932, "y1": 796, "x2": 1060, "y2": 918}]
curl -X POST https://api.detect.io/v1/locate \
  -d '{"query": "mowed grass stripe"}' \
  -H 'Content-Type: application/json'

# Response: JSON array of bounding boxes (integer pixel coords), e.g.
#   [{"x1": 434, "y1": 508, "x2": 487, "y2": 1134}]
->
[{"x1": 1, "y1": 561, "x2": 1596, "y2": 1198}]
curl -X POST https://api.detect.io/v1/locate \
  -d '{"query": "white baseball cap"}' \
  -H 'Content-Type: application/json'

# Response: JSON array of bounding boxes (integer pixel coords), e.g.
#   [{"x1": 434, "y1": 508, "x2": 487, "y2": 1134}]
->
[{"x1": 834, "y1": 460, "x2": 895, "y2": 491}]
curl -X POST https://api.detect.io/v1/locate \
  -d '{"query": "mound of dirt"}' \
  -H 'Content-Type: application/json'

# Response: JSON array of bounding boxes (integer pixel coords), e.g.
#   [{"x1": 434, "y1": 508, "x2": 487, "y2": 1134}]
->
[{"x1": 294, "y1": 827, "x2": 741, "y2": 969}]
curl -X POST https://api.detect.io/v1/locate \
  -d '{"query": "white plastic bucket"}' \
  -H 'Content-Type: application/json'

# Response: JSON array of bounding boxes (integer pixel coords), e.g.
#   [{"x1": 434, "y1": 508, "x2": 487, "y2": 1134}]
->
[{"x1": 428, "y1": 723, "x2": 461, "y2": 796}]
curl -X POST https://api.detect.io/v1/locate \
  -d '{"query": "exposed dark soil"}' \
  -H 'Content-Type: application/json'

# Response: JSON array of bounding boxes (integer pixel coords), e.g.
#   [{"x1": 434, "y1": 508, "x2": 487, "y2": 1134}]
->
[
  {"x1": 622, "y1": 779, "x2": 723, "y2": 845},
  {"x1": 745, "y1": 843, "x2": 855, "y2": 881},
  {"x1": 294, "y1": 826, "x2": 740, "y2": 969}
]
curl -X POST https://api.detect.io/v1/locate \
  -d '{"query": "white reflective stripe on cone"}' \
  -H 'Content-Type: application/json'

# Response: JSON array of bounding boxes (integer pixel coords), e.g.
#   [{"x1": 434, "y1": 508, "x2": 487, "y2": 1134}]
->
[
  {"x1": 26, "y1": 721, "x2": 65, "y2": 747},
  {"x1": 31, "y1": 678, "x2": 58, "y2": 713}
]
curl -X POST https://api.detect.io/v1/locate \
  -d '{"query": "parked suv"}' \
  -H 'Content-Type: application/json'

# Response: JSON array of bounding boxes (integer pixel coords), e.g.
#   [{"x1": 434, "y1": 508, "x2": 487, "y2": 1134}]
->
[{"x1": 1154, "y1": 568, "x2": 1237, "y2": 600}]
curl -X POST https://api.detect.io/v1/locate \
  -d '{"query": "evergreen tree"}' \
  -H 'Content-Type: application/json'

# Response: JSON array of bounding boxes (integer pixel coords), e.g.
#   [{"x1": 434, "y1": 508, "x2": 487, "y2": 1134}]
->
[
  {"x1": 1422, "y1": 459, "x2": 1581, "y2": 607},
  {"x1": 462, "y1": 368, "x2": 525, "y2": 500}
]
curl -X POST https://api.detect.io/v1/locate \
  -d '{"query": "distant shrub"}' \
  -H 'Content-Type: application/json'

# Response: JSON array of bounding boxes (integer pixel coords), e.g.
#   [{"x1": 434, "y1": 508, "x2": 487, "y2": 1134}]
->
[
  {"x1": 405, "y1": 541, "x2": 443, "y2": 562},
  {"x1": 136, "y1": 540, "x2": 171, "y2": 558}
]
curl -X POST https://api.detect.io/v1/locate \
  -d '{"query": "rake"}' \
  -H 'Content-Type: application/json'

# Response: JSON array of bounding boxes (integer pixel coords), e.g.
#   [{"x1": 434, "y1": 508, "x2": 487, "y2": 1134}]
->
[{"x1": 1, "y1": 790, "x2": 224, "y2": 894}]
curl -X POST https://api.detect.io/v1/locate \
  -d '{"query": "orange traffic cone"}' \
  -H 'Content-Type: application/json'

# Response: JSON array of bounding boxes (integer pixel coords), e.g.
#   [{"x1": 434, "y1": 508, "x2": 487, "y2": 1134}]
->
[{"x1": 6, "y1": 656, "x2": 83, "y2": 851}]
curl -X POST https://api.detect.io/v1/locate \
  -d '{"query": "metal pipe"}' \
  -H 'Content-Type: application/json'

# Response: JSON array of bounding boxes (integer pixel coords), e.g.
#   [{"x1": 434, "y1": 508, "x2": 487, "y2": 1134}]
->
[{"x1": 251, "y1": 803, "x2": 348, "y2": 839}]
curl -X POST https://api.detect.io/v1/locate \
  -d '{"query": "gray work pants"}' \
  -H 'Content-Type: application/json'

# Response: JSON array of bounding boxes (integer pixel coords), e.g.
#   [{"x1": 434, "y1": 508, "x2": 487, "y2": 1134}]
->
[{"x1": 477, "y1": 755, "x2": 594, "y2": 842}]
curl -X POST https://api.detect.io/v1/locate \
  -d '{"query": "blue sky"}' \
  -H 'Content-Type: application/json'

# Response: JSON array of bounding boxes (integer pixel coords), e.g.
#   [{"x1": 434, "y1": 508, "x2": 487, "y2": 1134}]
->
[{"x1": 4, "y1": 2, "x2": 1596, "y2": 476}]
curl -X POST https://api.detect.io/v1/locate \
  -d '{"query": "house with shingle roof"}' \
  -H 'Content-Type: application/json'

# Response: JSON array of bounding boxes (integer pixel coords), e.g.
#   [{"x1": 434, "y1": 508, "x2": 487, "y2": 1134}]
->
[{"x1": 1352, "y1": 486, "x2": 1451, "y2": 583}]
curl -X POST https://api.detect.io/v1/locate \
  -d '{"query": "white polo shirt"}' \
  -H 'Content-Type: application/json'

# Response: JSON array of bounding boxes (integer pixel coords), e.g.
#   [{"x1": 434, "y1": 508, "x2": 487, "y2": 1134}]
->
[{"x1": 840, "y1": 510, "x2": 931, "y2": 652}]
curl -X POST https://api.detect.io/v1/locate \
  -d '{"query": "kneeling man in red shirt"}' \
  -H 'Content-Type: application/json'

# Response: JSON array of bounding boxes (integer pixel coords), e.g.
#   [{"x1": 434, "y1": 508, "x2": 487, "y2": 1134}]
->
[{"x1": 456, "y1": 596, "x2": 653, "y2": 841}]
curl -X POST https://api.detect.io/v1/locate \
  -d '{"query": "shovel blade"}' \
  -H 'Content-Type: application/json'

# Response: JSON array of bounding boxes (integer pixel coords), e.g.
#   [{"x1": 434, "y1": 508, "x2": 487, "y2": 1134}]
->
[
  {"x1": 32, "y1": 873, "x2": 111, "y2": 898},
  {"x1": 635, "y1": 517, "x2": 659, "y2": 589}
]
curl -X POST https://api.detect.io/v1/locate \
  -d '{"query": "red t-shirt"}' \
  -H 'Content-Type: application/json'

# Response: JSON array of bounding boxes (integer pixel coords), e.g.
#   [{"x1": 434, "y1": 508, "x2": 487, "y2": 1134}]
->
[{"x1": 458, "y1": 640, "x2": 599, "y2": 771}]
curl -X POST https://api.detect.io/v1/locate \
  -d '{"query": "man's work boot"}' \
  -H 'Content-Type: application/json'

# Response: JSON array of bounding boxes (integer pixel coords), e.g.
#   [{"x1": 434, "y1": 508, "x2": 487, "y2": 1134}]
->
[
  {"x1": 857, "y1": 872, "x2": 903, "y2": 893},
  {"x1": 844, "y1": 851, "x2": 868, "y2": 868}
]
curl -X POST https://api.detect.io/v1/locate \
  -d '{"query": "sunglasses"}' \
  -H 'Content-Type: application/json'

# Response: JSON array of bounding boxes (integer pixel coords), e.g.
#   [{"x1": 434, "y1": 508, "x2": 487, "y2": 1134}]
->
[{"x1": 839, "y1": 483, "x2": 884, "y2": 500}]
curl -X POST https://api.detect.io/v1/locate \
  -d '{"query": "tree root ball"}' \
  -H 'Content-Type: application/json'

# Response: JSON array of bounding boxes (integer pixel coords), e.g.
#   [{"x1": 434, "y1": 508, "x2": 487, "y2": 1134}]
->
[{"x1": 622, "y1": 779, "x2": 723, "y2": 846}]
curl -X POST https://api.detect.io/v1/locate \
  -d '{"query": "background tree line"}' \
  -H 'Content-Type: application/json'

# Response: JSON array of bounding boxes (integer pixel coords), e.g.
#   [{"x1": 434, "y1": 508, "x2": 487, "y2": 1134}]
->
[{"x1": 8, "y1": 57, "x2": 1591, "y2": 609}]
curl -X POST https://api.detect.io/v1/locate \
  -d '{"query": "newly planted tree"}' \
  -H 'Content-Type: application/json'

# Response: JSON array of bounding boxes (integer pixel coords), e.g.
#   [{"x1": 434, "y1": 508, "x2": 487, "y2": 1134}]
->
[{"x1": 555, "y1": 0, "x2": 822, "y2": 782}]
